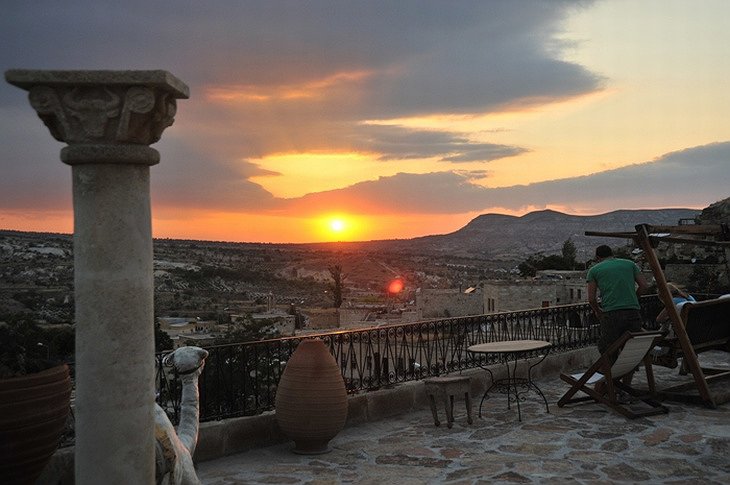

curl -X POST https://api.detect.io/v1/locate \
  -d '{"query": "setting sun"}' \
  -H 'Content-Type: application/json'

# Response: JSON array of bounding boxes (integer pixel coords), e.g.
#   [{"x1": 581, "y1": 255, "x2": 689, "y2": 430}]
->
[
  {"x1": 330, "y1": 219, "x2": 346, "y2": 232},
  {"x1": 313, "y1": 214, "x2": 363, "y2": 241}
]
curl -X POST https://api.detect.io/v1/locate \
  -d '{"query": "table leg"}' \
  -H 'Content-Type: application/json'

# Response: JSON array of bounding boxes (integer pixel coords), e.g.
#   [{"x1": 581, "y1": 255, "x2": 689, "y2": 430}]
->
[
  {"x1": 507, "y1": 355, "x2": 523, "y2": 421},
  {"x1": 464, "y1": 391, "x2": 474, "y2": 424},
  {"x1": 445, "y1": 394, "x2": 454, "y2": 428},
  {"x1": 478, "y1": 367, "x2": 495, "y2": 418},
  {"x1": 428, "y1": 394, "x2": 440, "y2": 426},
  {"x1": 527, "y1": 350, "x2": 551, "y2": 414}
]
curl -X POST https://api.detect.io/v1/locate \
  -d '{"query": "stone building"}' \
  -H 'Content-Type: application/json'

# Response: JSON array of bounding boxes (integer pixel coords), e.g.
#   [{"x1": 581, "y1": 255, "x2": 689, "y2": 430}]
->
[
  {"x1": 483, "y1": 271, "x2": 586, "y2": 313},
  {"x1": 250, "y1": 310, "x2": 296, "y2": 335},
  {"x1": 415, "y1": 288, "x2": 484, "y2": 319}
]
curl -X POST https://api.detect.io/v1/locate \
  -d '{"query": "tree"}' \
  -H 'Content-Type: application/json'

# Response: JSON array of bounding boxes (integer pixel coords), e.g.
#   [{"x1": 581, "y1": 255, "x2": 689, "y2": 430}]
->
[
  {"x1": 517, "y1": 251, "x2": 572, "y2": 276},
  {"x1": 0, "y1": 320, "x2": 54, "y2": 377},
  {"x1": 687, "y1": 265, "x2": 730, "y2": 295},
  {"x1": 518, "y1": 257, "x2": 538, "y2": 277},
  {"x1": 213, "y1": 316, "x2": 282, "y2": 344},
  {"x1": 561, "y1": 239, "x2": 577, "y2": 269},
  {"x1": 328, "y1": 264, "x2": 346, "y2": 308},
  {"x1": 154, "y1": 319, "x2": 174, "y2": 351}
]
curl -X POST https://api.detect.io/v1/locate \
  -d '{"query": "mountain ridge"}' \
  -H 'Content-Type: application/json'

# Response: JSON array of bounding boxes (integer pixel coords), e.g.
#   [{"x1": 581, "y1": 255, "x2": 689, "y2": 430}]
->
[
  {"x1": 0, "y1": 207, "x2": 710, "y2": 259},
  {"x1": 397, "y1": 207, "x2": 701, "y2": 260}
]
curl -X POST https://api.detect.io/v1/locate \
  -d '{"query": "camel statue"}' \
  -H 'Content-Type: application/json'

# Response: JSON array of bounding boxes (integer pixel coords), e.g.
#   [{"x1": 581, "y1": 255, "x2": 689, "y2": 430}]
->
[{"x1": 154, "y1": 346, "x2": 209, "y2": 485}]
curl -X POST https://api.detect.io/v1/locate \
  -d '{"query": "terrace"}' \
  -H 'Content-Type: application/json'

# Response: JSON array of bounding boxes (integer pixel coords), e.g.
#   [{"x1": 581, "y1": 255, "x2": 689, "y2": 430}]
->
[
  {"x1": 190, "y1": 297, "x2": 730, "y2": 484},
  {"x1": 41, "y1": 296, "x2": 730, "y2": 483},
  {"x1": 196, "y1": 364, "x2": 730, "y2": 484}
]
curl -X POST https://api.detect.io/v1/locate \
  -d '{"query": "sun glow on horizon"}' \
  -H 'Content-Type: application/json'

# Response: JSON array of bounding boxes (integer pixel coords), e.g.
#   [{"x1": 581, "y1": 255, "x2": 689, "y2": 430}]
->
[
  {"x1": 329, "y1": 218, "x2": 346, "y2": 232},
  {"x1": 319, "y1": 214, "x2": 357, "y2": 241}
]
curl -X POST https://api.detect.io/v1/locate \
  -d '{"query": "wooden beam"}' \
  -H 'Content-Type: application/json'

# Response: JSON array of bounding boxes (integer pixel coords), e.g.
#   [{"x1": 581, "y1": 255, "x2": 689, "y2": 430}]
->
[
  {"x1": 584, "y1": 231, "x2": 636, "y2": 239},
  {"x1": 645, "y1": 224, "x2": 725, "y2": 236},
  {"x1": 585, "y1": 228, "x2": 730, "y2": 247},
  {"x1": 634, "y1": 224, "x2": 716, "y2": 408},
  {"x1": 651, "y1": 236, "x2": 730, "y2": 247}
]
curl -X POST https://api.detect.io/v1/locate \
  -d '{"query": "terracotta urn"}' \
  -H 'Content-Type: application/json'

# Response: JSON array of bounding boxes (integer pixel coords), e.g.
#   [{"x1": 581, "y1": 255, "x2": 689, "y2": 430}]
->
[
  {"x1": 275, "y1": 339, "x2": 348, "y2": 454},
  {"x1": 0, "y1": 364, "x2": 72, "y2": 485}
]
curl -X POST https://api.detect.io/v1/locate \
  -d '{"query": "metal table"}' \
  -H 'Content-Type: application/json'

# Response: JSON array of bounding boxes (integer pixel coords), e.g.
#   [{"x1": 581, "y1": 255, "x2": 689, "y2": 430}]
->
[{"x1": 467, "y1": 340, "x2": 552, "y2": 421}]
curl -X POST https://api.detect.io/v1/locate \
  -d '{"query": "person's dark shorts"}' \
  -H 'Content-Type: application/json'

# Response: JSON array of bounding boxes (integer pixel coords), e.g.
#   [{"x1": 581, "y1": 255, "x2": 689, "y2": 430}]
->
[{"x1": 598, "y1": 309, "x2": 643, "y2": 354}]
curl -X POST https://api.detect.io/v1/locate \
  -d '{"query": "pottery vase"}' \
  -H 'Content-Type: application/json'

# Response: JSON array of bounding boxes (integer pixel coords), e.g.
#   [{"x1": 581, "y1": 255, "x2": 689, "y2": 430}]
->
[
  {"x1": 275, "y1": 339, "x2": 348, "y2": 454},
  {"x1": 0, "y1": 364, "x2": 72, "y2": 485}
]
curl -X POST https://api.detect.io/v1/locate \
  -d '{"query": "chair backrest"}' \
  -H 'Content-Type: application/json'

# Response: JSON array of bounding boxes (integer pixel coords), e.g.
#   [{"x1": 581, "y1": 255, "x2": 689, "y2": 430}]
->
[
  {"x1": 680, "y1": 297, "x2": 730, "y2": 346},
  {"x1": 609, "y1": 333, "x2": 657, "y2": 379}
]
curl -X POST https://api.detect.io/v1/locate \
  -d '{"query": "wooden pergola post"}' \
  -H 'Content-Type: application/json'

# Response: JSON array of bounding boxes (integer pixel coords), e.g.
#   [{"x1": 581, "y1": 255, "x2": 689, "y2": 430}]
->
[{"x1": 634, "y1": 224, "x2": 715, "y2": 407}]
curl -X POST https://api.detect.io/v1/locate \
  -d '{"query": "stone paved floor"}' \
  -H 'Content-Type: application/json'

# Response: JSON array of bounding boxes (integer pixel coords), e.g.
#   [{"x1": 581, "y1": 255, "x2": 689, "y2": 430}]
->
[{"x1": 197, "y1": 358, "x2": 730, "y2": 484}]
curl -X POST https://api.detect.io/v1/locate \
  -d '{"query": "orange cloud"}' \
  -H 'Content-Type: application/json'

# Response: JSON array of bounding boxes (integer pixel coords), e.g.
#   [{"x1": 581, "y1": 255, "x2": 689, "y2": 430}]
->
[
  {"x1": 204, "y1": 70, "x2": 373, "y2": 103},
  {"x1": 0, "y1": 210, "x2": 73, "y2": 235}
]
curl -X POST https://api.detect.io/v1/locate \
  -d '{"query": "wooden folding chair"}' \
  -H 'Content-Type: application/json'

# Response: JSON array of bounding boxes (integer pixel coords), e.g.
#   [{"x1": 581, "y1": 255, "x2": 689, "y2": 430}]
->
[{"x1": 558, "y1": 331, "x2": 669, "y2": 419}]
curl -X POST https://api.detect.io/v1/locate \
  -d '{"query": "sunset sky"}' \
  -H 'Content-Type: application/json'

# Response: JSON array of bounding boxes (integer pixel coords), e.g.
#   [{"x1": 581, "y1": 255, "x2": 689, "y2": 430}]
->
[{"x1": 1, "y1": 1, "x2": 729, "y2": 243}]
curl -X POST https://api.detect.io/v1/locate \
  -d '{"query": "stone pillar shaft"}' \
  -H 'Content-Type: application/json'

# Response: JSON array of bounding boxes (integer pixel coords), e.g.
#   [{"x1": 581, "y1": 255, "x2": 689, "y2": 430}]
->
[
  {"x1": 72, "y1": 161, "x2": 156, "y2": 483},
  {"x1": 5, "y1": 70, "x2": 188, "y2": 485}
]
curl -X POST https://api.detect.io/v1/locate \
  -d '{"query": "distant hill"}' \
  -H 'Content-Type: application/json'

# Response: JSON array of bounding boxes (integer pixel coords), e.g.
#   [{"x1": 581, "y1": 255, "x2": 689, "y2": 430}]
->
[
  {"x1": 3, "y1": 205, "x2": 718, "y2": 263},
  {"x1": 384, "y1": 208, "x2": 701, "y2": 260}
]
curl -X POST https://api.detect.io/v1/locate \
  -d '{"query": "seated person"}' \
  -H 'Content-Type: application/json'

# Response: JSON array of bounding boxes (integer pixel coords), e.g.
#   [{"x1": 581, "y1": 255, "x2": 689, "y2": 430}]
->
[
  {"x1": 651, "y1": 283, "x2": 695, "y2": 368},
  {"x1": 654, "y1": 283, "x2": 695, "y2": 336}
]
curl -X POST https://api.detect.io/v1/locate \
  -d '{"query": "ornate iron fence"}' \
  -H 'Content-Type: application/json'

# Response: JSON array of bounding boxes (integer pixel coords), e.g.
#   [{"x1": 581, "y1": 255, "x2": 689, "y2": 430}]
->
[
  {"x1": 59, "y1": 294, "x2": 664, "y2": 447},
  {"x1": 156, "y1": 295, "x2": 663, "y2": 423}
]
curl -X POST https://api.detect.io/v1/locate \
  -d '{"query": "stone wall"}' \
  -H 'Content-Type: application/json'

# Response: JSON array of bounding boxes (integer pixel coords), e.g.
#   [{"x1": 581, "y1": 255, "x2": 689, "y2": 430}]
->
[
  {"x1": 483, "y1": 275, "x2": 591, "y2": 314},
  {"x1": 483, "y1": 281, "x2": 558, "y2": 313},
  {"x1": 338, "y1": 308, "x2": 373, "y2": 326},
  {"x1": 416, "y1": 288, "x2": 484, "y2": 319},
  {"x1": 305, "y1": 308, "x2": 340, "y2": 329}
]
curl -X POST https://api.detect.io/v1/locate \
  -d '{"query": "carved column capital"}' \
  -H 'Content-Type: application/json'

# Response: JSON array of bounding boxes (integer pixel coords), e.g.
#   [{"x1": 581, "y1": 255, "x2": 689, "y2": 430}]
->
[{"x1": 5, "y1": 70, "x2": 189, "y2": 147}]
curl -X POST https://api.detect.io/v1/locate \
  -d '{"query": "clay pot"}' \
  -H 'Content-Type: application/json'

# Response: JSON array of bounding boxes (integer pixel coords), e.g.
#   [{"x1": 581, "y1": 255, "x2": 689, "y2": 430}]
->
[
  {"x1": 0, "y1": 364, "x2": 72, "y2": 485},
  {"x1": 275, "y1": 339, "x2": 348, "y2": 454}
]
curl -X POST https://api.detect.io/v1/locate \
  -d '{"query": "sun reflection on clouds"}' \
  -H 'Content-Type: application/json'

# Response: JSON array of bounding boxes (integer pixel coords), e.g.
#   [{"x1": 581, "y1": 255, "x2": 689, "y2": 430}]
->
[
  {"x1": 204, "y1": 70, "x2": 374, "y2": 103},
  {"x1": 249, "y1": 151, "x2": 385, "y2": 198}
]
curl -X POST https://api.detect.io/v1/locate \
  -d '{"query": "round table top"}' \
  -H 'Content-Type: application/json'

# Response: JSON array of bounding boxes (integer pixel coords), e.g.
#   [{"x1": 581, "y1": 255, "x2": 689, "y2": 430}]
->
[{"x1": 467, "y1": 340, "x2": 552, "y2": 354}]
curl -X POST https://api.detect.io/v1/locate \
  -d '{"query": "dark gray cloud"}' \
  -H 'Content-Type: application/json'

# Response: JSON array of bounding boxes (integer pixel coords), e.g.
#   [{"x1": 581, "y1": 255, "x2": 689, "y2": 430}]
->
[
  {"x1": 1, "y1": 1, "x2": 598, "y2": 100},
  {"x1": 0, "y1": 106, "x2": 69, "y2": 210},
  {"x1": 351, "y1": 125, "x2": 526, "y2": 162},
  {"x1": 0, "y1": 0, "x2": 604, "y2": 216},
  {"x1": 278, "y1": 142, "x2": 730, "y2": 215},
  {"x1": 149, "y1": 136, "x2": 279, "y2": 210}
]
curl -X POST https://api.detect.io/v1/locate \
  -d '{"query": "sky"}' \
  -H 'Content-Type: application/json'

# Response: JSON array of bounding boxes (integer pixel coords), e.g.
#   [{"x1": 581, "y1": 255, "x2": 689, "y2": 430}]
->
[{"x1": 1, "y1": 0, "x2": 729, "y2": 243}]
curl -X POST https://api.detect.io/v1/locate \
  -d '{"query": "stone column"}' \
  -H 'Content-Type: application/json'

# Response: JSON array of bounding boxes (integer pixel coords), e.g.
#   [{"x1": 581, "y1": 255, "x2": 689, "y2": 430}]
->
[{"x1": 5, "y1": 70, "x2": 189, "y2": 485}]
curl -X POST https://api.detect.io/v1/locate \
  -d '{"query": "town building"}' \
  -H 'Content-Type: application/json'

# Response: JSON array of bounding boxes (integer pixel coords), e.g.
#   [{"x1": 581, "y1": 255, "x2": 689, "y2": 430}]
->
[
  {"x1": 482, "y1": 270, "x2": 586, "y2": 313},
  {"x1": 415, "y1": 287, "x2": 484, "y2": 319}
]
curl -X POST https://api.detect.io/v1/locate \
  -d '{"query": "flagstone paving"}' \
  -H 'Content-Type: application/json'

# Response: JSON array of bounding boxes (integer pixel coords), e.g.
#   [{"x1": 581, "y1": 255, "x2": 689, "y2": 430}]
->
[{"x1": 197, "y1": 359, "x2": 730, "y2": 484}]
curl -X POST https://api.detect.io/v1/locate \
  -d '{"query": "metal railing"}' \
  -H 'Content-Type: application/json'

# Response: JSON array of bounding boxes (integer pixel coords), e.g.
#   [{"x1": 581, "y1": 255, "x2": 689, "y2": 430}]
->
[{"x1": 156, "y1": 294, "x2": 664, "y2": 423}]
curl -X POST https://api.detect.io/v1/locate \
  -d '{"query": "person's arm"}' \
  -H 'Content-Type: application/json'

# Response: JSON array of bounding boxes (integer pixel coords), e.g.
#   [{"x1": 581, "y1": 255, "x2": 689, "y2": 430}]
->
[
  {"x1": 587, "y1": 280, "x2": 601, "y2": 318},
  {"x1": 635, "y1": 272, "x2": 649, "y2": 297}
]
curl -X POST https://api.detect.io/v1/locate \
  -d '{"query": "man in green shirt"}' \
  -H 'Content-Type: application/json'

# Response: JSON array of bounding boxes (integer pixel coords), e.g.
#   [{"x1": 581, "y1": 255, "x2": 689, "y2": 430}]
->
[{"x1": 587, "y1": 245, "x2": 649, "y2": 355}]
